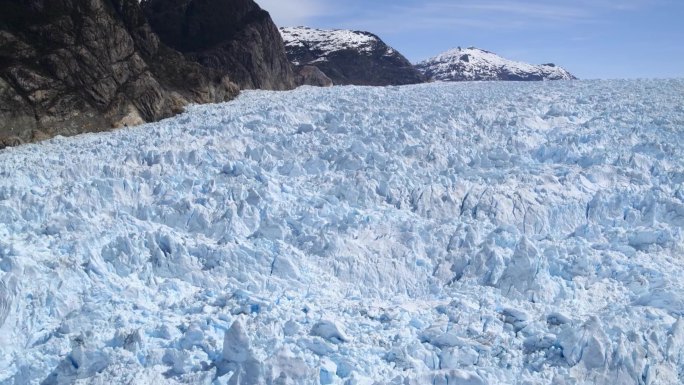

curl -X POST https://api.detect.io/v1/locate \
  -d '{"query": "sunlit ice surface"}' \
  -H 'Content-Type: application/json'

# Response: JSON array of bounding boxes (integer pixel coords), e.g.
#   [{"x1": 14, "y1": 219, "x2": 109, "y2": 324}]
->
[{"x1": 1, "y1": 80, "x2": 683, "y2": 384}]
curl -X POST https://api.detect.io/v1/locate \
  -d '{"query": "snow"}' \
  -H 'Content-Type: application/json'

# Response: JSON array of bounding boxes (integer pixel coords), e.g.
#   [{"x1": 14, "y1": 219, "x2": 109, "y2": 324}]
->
[
  {"x1": 417, "y1": 47, "x2": 575, "y2": 81},
  {"x1": 280, "y1": 27, "x2": 381, "y2": 62},
  {"x1": 1, "y1": 79, "x2": 684, "y2": 384}
]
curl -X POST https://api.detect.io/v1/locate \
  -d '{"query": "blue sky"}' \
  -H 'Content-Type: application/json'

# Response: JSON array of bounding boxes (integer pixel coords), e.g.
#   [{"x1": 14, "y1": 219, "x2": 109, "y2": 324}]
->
[{"x1": 257, "y1": 0, "x2": 683, "y2": 79}]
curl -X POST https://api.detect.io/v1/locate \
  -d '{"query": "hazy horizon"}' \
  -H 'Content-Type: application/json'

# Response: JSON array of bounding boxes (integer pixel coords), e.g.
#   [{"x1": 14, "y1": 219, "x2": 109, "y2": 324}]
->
[{"x1": 258, "y1": 0, "x2": 683, "y2": 80}]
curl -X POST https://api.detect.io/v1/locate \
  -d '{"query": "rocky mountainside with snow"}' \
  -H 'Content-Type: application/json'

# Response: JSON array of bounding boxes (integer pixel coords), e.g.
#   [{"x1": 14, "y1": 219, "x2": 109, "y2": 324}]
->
[
  {"x1": 280, "y1": 27, "x2": 425, "y2": 86},
  {"x1": 0, "y1": 0, "x2": 292, "y2": 148},
  {"x1": 417, "y1": 47, "x2": 576, "y2": 81}
]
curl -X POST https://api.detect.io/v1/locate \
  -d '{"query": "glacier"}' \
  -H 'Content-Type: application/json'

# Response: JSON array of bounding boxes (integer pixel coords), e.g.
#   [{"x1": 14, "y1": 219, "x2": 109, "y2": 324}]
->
[{"x1": 1, "y1": 79, "x2": 684, "y2": 385}]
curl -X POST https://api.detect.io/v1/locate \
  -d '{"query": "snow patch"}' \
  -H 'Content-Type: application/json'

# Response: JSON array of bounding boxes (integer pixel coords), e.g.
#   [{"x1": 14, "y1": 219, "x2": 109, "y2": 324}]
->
[{"x1": 280, "y1": 26, "x2": 382, "y2": 57}]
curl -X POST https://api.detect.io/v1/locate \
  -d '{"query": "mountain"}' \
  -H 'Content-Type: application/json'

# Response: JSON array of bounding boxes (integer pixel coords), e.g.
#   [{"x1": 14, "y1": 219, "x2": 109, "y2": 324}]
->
[
  {"x1": 280, "y1": 26, "x2": 425, "y2": 86},
  {"x1": 416, "y1": 47, "x2": 576, "y2": 81},
  {"x1": 141, "y1": 0, "x2": 294, "y2": 90},
  {"x1": 0, "y1": 0, "x2": 293, "y2": 148}
]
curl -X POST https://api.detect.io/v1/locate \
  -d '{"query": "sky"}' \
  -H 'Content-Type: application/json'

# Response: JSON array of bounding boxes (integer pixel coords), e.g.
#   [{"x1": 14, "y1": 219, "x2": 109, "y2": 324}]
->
[{"x1": 257, "y1": 0, "x2": 683, "y2": 79}]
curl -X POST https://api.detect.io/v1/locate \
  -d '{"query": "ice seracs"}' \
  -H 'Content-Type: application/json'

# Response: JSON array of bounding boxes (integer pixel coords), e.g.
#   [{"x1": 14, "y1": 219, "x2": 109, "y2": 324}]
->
[
  {"x1": 222, "y1": 319, "x2": 251, "y2": 363},
  {"x1": 416, "y1": 47, "x2": 576, "y2": 81},
  {"x1": 0, "y1": 80, "x2": 683, "y2": 384},
  {"x1": 310, "y1": 319, "x2": 349, "y2": 344},
  {"x1": 220, "y1": 319, "x2": 263, "y2": 385}
]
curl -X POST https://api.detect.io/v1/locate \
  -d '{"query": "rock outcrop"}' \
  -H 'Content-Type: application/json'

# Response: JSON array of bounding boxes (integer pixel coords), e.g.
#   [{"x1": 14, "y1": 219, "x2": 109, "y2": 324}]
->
[
  {"x1": 416, "y1": 47, "x2": 576, "y2": 82},
  {"x1": 294, "y1": 65, "x2": 333, "y2": 87},
  {"x1": 0, "y1": 0, "x2": 294, "y2": 148},
  {"x1": 280, "y1": 27, "x2": 425, "y2": 86},
  {"x1": 142, "y1": 0, "x2": 295, "y2": 91},
  {"x1": 0, "y1": 0, "x2": 241, "y2": 146}
]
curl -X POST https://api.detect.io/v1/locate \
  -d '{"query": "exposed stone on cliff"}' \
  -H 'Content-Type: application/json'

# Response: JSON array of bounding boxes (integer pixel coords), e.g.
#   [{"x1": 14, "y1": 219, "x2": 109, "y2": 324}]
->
[
  {"x1": 142, "y1": 0, "x2": 295, "y2": 90},
  {"x1": 294, "y1": 65, "x2": 333, "y2": 87},
  {"x1": 0, "y1": 0, "x2": 295, "y2": 148}
]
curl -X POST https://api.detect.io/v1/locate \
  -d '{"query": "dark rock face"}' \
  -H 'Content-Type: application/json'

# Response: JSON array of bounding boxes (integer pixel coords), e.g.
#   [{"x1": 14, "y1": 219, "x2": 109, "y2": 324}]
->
[
  {"x1": 0, "y1": 0, "x2": 294, "y2": 148},
  {"x1": 294, "y1": 65, "x2": 333, "y2": 87},
  {"x1": 0, "y1": 0, "x2": 240, "y2": 147},
  {"x1": 142, "y1": 0, "x2": 295, "y2": 90},
  {"x1": 280, "y1": 27, "x2": 425, "y2": 87}
]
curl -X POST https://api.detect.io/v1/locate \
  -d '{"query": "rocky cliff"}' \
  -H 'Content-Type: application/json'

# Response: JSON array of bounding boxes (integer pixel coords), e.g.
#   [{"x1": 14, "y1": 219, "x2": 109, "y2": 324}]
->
[
  {"x1": 280, "y1": 27, "x2": 425, "y2": 86},
  {"x1": 416, "y1": 47, "x2": 576, "y2": 82},
  {"x1": 294, "y1": 65, "x2": 333, "y2": 87},
  {"x1": 142, "y1": 0, "x2": 294, "y2": 90},
  {"x1": 0, "y1": 0, "x2": 294, "y2": 148}
]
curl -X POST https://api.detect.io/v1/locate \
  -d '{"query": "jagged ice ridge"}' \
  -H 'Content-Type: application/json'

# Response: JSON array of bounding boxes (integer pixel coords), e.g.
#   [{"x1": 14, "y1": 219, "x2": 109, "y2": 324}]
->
[{"x1": 0, "y1": 80, "x2": 683, "y2": 384}]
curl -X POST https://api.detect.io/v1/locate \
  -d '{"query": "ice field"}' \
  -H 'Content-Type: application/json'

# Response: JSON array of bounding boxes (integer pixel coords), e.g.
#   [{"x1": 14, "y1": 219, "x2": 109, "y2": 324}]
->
[{"x1": 1, "y1": 80, "x2": 684, "y2": 384}]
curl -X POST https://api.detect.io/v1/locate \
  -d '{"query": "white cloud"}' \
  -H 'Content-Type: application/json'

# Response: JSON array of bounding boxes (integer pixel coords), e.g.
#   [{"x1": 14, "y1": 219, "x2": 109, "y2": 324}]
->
[{"x1": 255, "y1": 0, "x2": 332, "y2": 27}]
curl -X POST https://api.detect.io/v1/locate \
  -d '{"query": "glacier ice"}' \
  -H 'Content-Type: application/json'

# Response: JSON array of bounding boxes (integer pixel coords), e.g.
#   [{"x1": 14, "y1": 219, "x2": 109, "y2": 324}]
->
[{"x1": 0, "y1": 79, "x2": 684, "y2": 384}]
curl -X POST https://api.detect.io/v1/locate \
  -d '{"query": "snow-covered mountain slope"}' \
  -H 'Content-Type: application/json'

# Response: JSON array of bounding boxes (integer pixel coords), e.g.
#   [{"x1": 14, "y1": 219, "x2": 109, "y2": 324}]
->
[
  {"x1": 280, "y1": 27, "x2": 379, "y2": 57},
  {"x1": 280, "y1": 26, "x2": 425, "y2": 86},
  {"x1": 2, "y1": 80, "x2": 684, "y2": 385},
  {"x1": 417, "y1": 47, "x2": 576, "y2": 81}
]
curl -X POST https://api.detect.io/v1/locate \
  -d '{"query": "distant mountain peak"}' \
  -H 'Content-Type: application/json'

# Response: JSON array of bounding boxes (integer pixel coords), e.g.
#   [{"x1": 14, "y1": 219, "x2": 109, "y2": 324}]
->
[
  {"x1": 417, "y1": 47, "x2": 576, "y2": 82},
  {"x1": 280, "y1": 27, "x2": 382, "y2": 64},
  {"x1": 280, "y1": 26, "x2": 425, "y2": 86}
]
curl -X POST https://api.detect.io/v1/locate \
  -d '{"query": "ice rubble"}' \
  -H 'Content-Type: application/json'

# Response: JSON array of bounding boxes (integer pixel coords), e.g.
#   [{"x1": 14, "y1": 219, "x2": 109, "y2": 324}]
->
[{"x1": 1, "y1": 80, "x2": 684, "y2": 385}]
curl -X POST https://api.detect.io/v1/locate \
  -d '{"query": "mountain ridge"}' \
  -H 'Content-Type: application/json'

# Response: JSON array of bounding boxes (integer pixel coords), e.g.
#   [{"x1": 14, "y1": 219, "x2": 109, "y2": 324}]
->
[
  {"x1": 416, "y1": 46, "x2": 576, "y2": 81},
  {"x1": 0, "y1": 0, "x2": 294, "y2": 148},
  {"x1": 281, "y1": 26, "x2": 576, "y2": 85},
  {"x1": 142, "y1": 0, "x2": 295, "y2": 90},
  {"x1": 280, "y1": 26, "x2": 426, "y2": 86}
]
